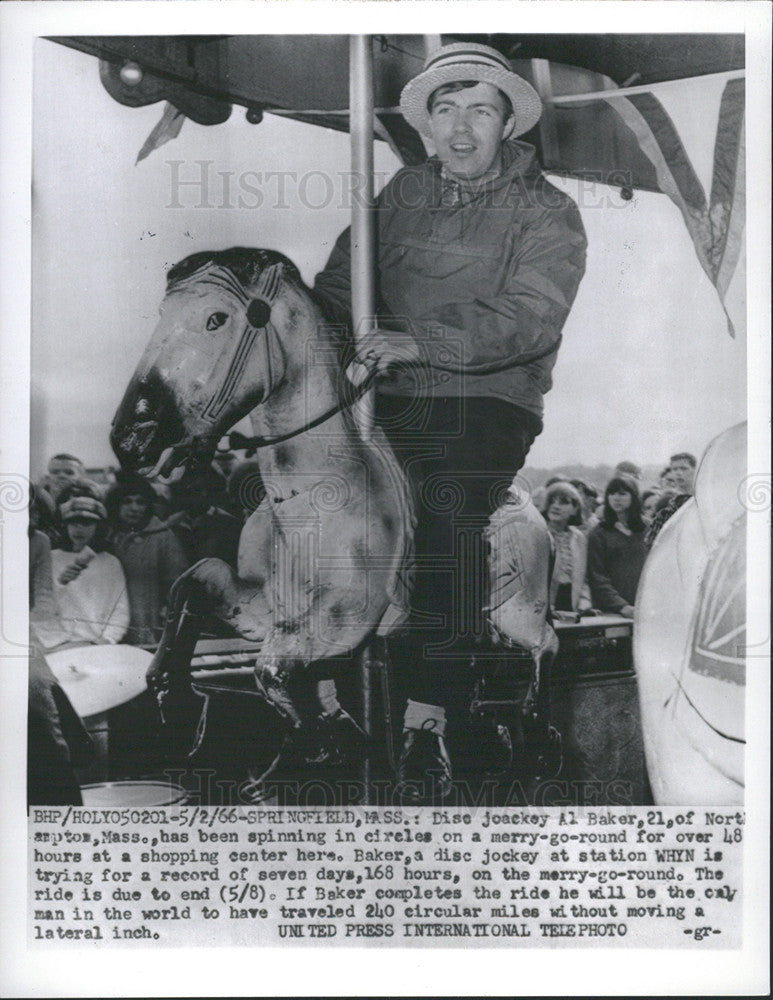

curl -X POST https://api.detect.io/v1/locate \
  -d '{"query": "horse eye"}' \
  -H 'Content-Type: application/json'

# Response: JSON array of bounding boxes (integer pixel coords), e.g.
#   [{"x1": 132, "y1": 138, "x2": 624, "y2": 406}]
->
[{"x1": 206, "y1": 311, "x2": 228, "y2": 331}]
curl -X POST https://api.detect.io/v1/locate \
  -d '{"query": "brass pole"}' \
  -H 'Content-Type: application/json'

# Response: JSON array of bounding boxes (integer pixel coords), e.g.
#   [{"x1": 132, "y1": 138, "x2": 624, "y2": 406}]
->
[
  {"x1": 349, "y1": 34, "x2": 375, "y2": 442},
  {"x1": 350, "y1": 35, "x2": 376, "y2": 803}
]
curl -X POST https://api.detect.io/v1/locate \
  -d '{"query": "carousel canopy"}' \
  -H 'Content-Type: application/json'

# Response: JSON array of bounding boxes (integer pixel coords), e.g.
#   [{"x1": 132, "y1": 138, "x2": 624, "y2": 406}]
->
[
  {"x1": 51, "y1": 34, "x2": 745, "y2": 332},
  {"x1": 52, "y1": 34, "x2": 744, "y2": 184}
]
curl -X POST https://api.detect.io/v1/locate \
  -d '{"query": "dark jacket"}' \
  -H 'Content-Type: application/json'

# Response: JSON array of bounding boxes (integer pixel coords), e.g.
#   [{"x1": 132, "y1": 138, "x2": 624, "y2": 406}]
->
[
  {"x1": 587, "y1": 523, "x2": 647, "y2": 613},
  {"x1": 314, "y1": 140, "x2": 587, "y2": 417},
  {"x1": 110, "y1": 515, "x2": 190, "y2": 645}
]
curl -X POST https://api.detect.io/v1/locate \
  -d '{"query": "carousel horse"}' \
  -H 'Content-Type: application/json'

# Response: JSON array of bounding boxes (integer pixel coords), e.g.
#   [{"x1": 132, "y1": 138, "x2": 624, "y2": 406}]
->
[
  {"x1": 110, "y1": 247, "x2": 558, "y2": 777},
  {"x1": 634, "y1": 423, "x2": 746, "y2": 804}
]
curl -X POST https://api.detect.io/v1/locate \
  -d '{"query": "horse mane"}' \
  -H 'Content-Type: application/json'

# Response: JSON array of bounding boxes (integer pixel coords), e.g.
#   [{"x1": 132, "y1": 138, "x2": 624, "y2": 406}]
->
[{"x1": 166, "y1": 247, "x2": 303, "y2": 293}]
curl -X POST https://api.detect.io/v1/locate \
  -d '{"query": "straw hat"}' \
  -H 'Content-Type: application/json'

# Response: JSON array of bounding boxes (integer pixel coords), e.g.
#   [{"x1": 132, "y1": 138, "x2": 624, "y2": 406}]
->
[{"x1": 400, "y1": 42, "x2": 542, "y2": 139}]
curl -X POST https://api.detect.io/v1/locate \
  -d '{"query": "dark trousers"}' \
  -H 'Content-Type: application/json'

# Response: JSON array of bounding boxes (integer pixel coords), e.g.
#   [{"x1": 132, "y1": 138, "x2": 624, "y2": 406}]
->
[{"x1": 376, "y1": 394, "x2": 540, "y2": 716}]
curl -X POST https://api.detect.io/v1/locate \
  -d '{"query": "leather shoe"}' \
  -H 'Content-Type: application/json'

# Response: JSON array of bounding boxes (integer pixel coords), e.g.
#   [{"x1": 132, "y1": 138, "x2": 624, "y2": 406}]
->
[
  {"x1": 299, "y1": 708, "x2": 369, "y2": 768},
  {"x1": 396, "y1": 728, "x2": 453, "y2": 804}
]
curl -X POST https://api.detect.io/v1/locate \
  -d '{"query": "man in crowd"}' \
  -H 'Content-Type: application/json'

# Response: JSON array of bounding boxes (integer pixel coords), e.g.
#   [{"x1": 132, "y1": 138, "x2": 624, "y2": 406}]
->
[
  {"x1": 43, "y1": 453, "x2": 86, "y2": 501},
  {"x1": 645, "y1": 451, "x2": 697, "y2": 548},
  {"x1": 668, "y1": 452, "x2": 697, "y2": 496},
  {"x1": 314, "y1": 42, "x2": 587, "y2": 800}
]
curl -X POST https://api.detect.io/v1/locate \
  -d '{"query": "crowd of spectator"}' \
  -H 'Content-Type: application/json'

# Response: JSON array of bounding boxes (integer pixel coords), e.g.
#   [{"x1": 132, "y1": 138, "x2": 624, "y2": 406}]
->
[
  {"x1": 29, "y1": 445, "x2": 699, "y2": 650},
  {"x1": 28, "y1": 447, "x2": 265, "y2": 654},
  {"x1": 531, "y1": 451, "x2": 698, "y2": 620}
]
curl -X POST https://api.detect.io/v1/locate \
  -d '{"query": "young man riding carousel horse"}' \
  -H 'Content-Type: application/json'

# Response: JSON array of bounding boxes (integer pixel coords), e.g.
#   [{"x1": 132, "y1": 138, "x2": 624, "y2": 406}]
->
[{"x1": 314, "y1": 43, "x2": 587, "y2": 801}]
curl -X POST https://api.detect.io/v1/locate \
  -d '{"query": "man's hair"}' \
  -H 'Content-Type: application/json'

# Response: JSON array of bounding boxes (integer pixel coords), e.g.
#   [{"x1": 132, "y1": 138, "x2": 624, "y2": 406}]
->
[
  {"x1": 669, "y1": 452, "x2": 697, "y2": 468},
  {"x1": 427, "y1": 80, "x2": 513, "y2": 120},
  {"x1": 48, "y1": 453, "x2": 84, "y2": 468}
]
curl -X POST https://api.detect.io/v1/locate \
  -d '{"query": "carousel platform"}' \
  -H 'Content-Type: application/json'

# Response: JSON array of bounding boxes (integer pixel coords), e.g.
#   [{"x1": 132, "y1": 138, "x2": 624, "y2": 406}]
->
[{"x1": 60, "y1": 616, "x2": 649, "y2": 808}]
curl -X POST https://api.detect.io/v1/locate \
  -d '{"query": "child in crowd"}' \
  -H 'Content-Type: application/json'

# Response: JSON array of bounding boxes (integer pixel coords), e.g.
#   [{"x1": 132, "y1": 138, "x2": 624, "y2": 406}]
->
[
  {"x1": 167, "y1": 467, "x2": 243, "y2": 567},
  {"x1": 106, "y1": 473, "x2": 190, "y2": 646},
  {"x1": 587, "y1": 476, "x2": 647, "y2": 617},
  {"x1": 34, "y1": 483, "x2": 129, "y2": 649},
  {"x1": 640, "y1": 488, "x2": 662, "y2": 526},
  {"x1": 542, "y1": 481, "x2": 590, "y2": 614}
]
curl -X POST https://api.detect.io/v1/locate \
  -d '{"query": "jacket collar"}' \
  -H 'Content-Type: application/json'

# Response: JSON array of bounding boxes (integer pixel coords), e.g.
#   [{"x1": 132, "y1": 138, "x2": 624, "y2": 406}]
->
[{"x1": 431, "y1": 139, "x2": 539, "y2": 200}]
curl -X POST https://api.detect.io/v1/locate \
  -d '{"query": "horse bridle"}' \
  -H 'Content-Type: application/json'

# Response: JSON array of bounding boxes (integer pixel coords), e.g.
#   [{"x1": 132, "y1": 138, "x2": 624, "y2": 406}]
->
[{"x1": 173, "y1": 261, "x2": 375, "y2": 451}]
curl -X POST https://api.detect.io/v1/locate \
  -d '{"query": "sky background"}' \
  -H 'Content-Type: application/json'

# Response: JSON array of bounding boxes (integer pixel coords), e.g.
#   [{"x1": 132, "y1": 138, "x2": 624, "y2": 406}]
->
[{"x1": 31, "y1": 39, "x2": 747, "y2": 480}]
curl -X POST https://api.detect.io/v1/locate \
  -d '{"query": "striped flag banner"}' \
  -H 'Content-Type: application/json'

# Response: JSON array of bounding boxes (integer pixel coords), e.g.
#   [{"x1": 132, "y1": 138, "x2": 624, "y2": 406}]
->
[{"x1": 602, "y1": 78, "x2": 745, "y2": 336}]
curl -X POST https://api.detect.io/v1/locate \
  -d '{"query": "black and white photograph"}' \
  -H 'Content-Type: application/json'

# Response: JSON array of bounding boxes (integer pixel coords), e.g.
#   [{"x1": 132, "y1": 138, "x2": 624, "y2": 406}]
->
[{"x1": 1, "y1": 2, "x2": 770, "y2": 996}]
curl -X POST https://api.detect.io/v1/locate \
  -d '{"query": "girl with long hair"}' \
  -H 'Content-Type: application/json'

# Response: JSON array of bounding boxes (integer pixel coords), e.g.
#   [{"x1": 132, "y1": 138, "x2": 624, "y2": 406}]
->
[{"x1": 587, "y1": 476, "x2": 647, "y2": 617}]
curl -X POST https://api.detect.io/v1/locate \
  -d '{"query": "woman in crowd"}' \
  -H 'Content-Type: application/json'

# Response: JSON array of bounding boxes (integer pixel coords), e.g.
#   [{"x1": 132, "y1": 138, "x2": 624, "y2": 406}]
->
[
  {"x1": 35, "y1": 482, "x2": 129, "y2": 649},
  {"x1": 106, "y1": 472, "x2": 190, "y2": 646},
  {"x1": 587, "y1": 476, "x2": 647, "y2": 617},
  {"x1": 542, "y1": 481, "x2": 590, "y2": 614}
]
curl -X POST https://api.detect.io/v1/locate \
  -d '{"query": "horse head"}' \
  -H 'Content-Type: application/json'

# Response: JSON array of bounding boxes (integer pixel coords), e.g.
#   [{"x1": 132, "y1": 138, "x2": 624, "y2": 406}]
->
[{"x1": 111, "y1": 247, "x2": 332, "y2": 478}]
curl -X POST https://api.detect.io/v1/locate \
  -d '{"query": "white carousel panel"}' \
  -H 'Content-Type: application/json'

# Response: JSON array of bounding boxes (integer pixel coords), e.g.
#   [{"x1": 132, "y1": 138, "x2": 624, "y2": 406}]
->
[{"x1": 45, "y1": 643, "x2": 152, "y2": 718}]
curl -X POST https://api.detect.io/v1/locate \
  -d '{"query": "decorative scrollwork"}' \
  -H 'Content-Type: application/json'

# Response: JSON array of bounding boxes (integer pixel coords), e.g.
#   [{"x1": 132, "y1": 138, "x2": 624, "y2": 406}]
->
[
  {"x1": 488, "y1": 474, "x2": 533, "y2": 513},
  {"x1": 737, "y1": 473, "x2": 771, "y2": 513},
  {"x1": 422, "y1": 474, "x2": 465, "y2": 514},
  {"x1": 0, "y1": 474, "x2": 30, "y2": 515},
  {"x1": 309, "y1": 475, "x2": 352, "y2": 513}
]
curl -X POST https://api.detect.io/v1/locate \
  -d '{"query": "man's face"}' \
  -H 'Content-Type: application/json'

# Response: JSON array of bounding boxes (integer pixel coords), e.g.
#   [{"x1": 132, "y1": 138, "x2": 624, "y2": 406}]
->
[
  {"x1": 670, "y1": 459, "x2": 695, "y2": 494},
  {"x1": 428, "y1": 82, "x2": 514, "y2": 181},
  {"x1": 48, "y1": 459, "x2": 83, "y2": 497}
]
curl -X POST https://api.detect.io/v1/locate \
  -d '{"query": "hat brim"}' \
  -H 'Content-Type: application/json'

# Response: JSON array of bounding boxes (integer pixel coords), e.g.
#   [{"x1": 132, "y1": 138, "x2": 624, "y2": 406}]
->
[
  {"x1": 400, "y1": 63, "x2": 542, "y2": 139},
  {"x1": 63, "y1": 512, "x2": 102, "y2": 522}
]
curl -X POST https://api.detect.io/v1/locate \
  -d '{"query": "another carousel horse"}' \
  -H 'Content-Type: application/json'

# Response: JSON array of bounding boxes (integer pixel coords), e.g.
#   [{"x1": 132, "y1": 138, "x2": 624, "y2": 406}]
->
[
  {"x1": 110, "y1": 247, "x2": 558, "y2": 774},
  {"x1": 634, "y1": 422, "x2": 746, "y2": 804}
]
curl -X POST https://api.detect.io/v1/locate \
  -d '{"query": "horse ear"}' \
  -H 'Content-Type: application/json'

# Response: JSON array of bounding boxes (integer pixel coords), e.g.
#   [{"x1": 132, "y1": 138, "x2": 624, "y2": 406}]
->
[{"x1": 246, "y1": 298, "x2": 272, "y2": 329}]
